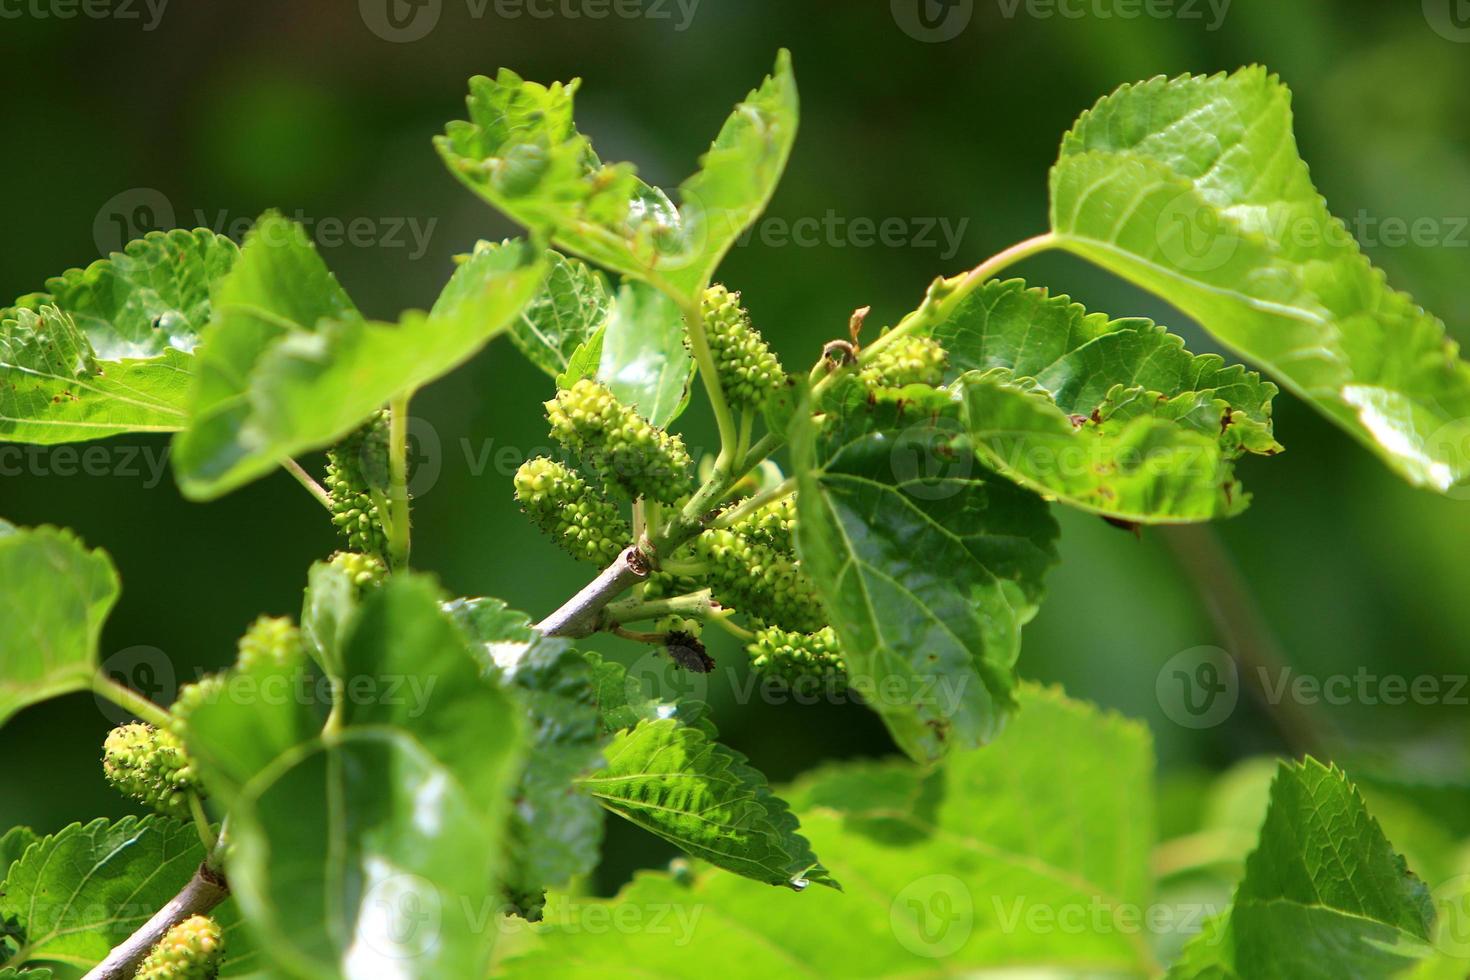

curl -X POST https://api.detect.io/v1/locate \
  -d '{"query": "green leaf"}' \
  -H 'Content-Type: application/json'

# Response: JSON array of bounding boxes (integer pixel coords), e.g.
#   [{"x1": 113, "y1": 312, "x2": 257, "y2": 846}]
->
[
  {"x1": 791, "y1": 388, "x2": 1060, "y2": 762},
  {"x1": 0, "y1": 229, "x2": 237, "y2": 444},
  {"x1": 501, "y1": 686, "x2": 1158, "y2": 977},
  {"x1": 298, "y1": 559, "x2": 362, "y2": 679},
  {"x1": 512, "y1": 250, "x2": 612, "y2": 378},
  {"x1": 559, "y1": 280, "x2": 694, "y2": 427},
  {"x1": 226, "y1": 576, "x2": 526, "y2": 979},
  {"x1": 173, "y1": 215, "x2": 546, "y2": 499},
  {"x1": 1050, "y1": 67, "x2": 1470, "y2": 493},
  {"x1": 449, "y1": 598, "x2": 605, "y2": 904},
  {"x1": 0, "y1": 828, "x2": 38, "y2": 879},
  {"x1": 1170, "y1": 759, "x2": 1437, "y2": 979},
  {"x1": 579, "y1": 716, "x2": 834, "y2": 891},
  {"x1": 228, "y1": 731, "x2": 511, "y2": 980},
  {"x1": 579, "y1": 650, "x2": 716, "y2": 737},
  {"x1": 0, "y1": 817, "x2": 203, "y2": 970},
  {"x1": 0, "y1": 527, "x2": 118, "y2": 727},
  {"x1": 907, "y1": 276, "x2": 1280, "y2": 521},
  {"x1": 437, "y1": 51, "x2": 797, "y2": 300}
]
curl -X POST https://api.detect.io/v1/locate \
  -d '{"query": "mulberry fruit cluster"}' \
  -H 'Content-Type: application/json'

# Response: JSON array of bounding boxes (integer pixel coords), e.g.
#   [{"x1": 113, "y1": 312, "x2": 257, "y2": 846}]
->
[
  {"x1": 747, "y1": 625, "x2": 847, "y2": 688},
  {"x1": 102, "y1": 723, "x2": 203, "y2": 819},
  {"x1": 329, "y1": 550, "x2": 388, "y2": 589},
  {"x1": 326, "y1": 411, "x2": 392, "y2": 558},
  {"x1": 701, "y1": 284, "x2": 785, "y2": 410},
  {"x1": 514, "y1": 457, "x2": 631, "y2": 565},
  {"x1": 545, "y1": 379, "x2": 692, "y2": 504},
  {"x1": 861, "y1": 334, "x2": 948, "y2": 389},
  {"x1": 236, "y1": 615, "x2": 305, "y2": 672},
  {"x1": 696, "y1": 499, "x2": 824, "y2": 634},
  {"x1": 137, "y1": 914, "x2": 224, "y2": 980}
]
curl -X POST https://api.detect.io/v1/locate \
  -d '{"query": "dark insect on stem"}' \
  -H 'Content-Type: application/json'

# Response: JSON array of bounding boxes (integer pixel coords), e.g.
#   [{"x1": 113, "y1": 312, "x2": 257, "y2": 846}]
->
[{"x1": 665, "y1": 631, "x2": 714, "y2": 673}]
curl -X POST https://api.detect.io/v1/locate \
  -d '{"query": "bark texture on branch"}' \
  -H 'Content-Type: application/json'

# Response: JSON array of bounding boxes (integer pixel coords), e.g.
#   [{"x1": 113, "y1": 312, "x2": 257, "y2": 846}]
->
[
  {"x1": 83, "y1": 864, "x2": 229, "y2": 980},
  {"x1": 535, "y1": 545, "x2": 651, "y2": 638}
]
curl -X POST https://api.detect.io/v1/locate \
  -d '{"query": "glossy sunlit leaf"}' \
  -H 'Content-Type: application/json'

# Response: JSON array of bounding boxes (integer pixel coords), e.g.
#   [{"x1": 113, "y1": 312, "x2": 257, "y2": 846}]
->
[
  {"x1": 1050, "y1": 67, "x2": 1470, "y2": 492},
  {"x1": 579, "y1": 717, "x2": 835, "y2": 891},
  {"x1": 0, "y1": 229, "x2": 236, "y2": 443},
  {"x1": 512, "y1": 250, "x2": 611, "y2": 378},
  {"x1": 894, "y1": 276, "x2": 1280, "y2": 521},
  {"x1": 791, "y1": 387, "x2": 1060, "y2": 763},
  {"x1": 502, "y1": 686, "x2": 1156, "y2": 977},
  {"x1": 449, "y1": 598, "x2": 605, "y2": 908},
  {"x1": 1170, "y1": 759, "x2": 1437, "y2": 979},
  {"x1": 173, "y1": 215, "x2": 546, "y2": 498},
  {"x1": 558, "y1": 279, "x2": 694, "y2": 426},
  {"x1": 0, "y1": 526, "x2": 117, "y2": 727},
  {"x1": 437, "y1": 51, "x2": 797, "y2": 300},
  {"x1": 0, "y1": 817, "x2": 203, "y2": 971}
]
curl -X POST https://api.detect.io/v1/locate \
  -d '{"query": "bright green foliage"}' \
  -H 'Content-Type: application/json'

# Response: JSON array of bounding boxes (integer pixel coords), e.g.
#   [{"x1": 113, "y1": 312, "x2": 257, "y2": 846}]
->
[
  {"x1": 695, "y1": 521, "x2": 825, "y2": 634},
  {"x1": 746, "y1": 625, "x2": 846, "y2": 688},
  {"x1": 168, "y1": 675, "x2": 226, "y2": 731},
  {"x1": 136, "y1": 914, "x2": 224, "y2": 980},
  {"x1": 223, "y1": 576, "x2": 526, "y2": 979},
  {"x1": 860, "y1": 334, "x2": 947, "y2": 389},
  {"x1": 437, "y1": 52, "x2": 798, "y2": 302},
  {"x1": 0, "y1": 526, "x2": 118, "y2": 727},
  {"x1": 0, "y1": 817, "x2": 206, "y2": 969},
  {"x1": 793, "y1": 390, "x2": 1060, "y2": 762},
  {"x1": 0, "y1": 229, "x2": 236, "y2": 444},
  {"x1": 173, "y1": 216, "x2": 546, "y2": 499},
  {"x1": 579, "y1": 717, "x2": 835, "y2": 891},
  {"x1": 234, "y1": 616, "x2": 304, "y2": 673},
  {"x1": 324, "y1": 410, "x2": 391, "y2": 558},
  {"x1": 102, "y1": 723, "x2": 203, "y2": 819},
  {"x1": 546, "y1": 378, "x2": 692, "y2": 503},
  {"x1": 910, "y1": 277, "x2": 1281, "y2": 522},
  {"x1": 514, "y1": 457, "x2": 631, "y2": 565},
  {"x1": 512, "y1": 250, "x2": 613, "y2": 378},
  {"x1": 1050, "y1": 67, "x2": 1470, "y2": 493},
  {"x1": 503, "y1": 687, "x2": 1155, "y2": 976},
  {"x1": 701, "y1": 284, "x2": 784, "y2": 410},
  {"x1": 448, "y1": 598, "x2": 605, "y2": 921},
  {"x1": 1170, "y1": 760, "x2": 1436, "y2": 979}
]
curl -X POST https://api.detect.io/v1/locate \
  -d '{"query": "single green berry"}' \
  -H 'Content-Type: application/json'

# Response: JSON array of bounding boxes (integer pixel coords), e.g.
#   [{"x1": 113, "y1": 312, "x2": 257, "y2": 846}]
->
[
  {"x1": 102, "y1": 723, "x2": 203, "y2": 819},
  {"x1": 747, "y1": 625, "x2": 847, "y2": 689},
  {"x1": 701, "y1": 284, "x2": 785, "y2": 411},
  {"x1": 136, "y1": 914, "x2": 224, "y2": 980},
  {"x1": 236, "y1": 615, "x2": 304, "y2": 672},
  {"x1": 514, "y1": 457, "x2": 631, "y2": 565},
  {"x1": 328, "y1": 550, "x2": 389, "y2": 589},
  {"x1": 325, "y1": 411, "x2": 392, "y2": 558},
  {"x1": 545, "y1": 379, "x2": 692, "y2": 504},
  {"x1": 860, "y1": 335, "x2": 948, "y2": 388},
  {"x1": 170, "y1": 675, "x2": 226, "y2": 733}
]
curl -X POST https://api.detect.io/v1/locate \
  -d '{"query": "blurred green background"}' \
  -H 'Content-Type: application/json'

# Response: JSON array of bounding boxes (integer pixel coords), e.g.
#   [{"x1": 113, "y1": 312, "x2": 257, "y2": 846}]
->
[{"x1": 4, "y1": 0, "x2": 1469, "y2": 892}]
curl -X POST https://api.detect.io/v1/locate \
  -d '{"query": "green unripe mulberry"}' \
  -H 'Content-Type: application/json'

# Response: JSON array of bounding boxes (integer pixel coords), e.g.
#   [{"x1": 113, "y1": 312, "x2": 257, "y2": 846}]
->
[
  {"x1": 514, "y1": 457, "x2": 631, "y2": 565},
  {"x1": 861, "y1": 335, "x2": 948, "y2": 388},
  {"x1": 170, "y1": 675, "x2": 226, "y2": 732},
  {"x1": 545, "y1": 379, "x2": 692, "y2": 504},
  {"x1": 701, "y1": 284, "x2": 784, "y2": 410},
  {"x1": 102, "y1": 723, "x2": 203, "y2": 819},
  {"x1": 747, "y1": 625, "x2": 847, "y2": 689},
  {"x1": 236, "y1": 615, "x2": 305, "y2": 672},
  {"x1": 329, "y1": 550, "x2": 388, "y2": 589},
  {"x1": 325, "y1": 411, "x2": 392, "y2": 558},
  {"x1": 695, "y1": 524, "x2": 825, "y2": 634},
  {"x1": 137, "y1": 914, "x2": 224, "y2": 980}
]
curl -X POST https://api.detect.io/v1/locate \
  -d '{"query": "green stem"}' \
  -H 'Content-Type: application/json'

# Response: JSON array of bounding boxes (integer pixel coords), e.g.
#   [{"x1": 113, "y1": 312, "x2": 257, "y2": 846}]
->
[
  {"x1": 187, "y1": 792, "x2": 217, "y2": 853},
  {"x1": 679, "y1": 295, "x2": 740, "y2": 472},
  {"x1": 386, "y1": 393, "x2": 413, "y2": 571},
  {"x1": 708, "y1": 612, "x2": 756, "y2": 642},
  {"x1": 282, "y1": 458, "x2": 332, "y2": 511},
  {"x1": 712, "y1": 476, "x2": 796, "y2": 530},
  {"x1": 605, "y1": 589, "x2": 716, "y2": 625},
  {"x1": 93, "y1": 674, "x2": 173, "y2": 730}
]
